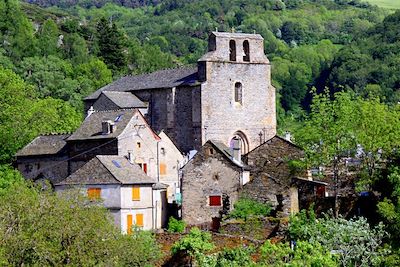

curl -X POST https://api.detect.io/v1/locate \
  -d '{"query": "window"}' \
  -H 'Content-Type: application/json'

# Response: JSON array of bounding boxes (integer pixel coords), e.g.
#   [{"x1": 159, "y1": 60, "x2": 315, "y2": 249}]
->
[
  {"x1": 229, "y1": 40, "x2": 236, "y2": 61},
  {"x1": 136, "y1": 214, "x2": 144, "y2": 227},
  {"x1": 234, "y1": 82, "x2": 242, "y2": 104},
  {"x1": 207, "y1": 148, "x2": 214, "y2": 156},
  {"x1": 87, "y1": 188, "x2": 101, "y2": 200},
  {"x1": 132, "y1": 186, "x2": 140, "y2": 201},
  {"x1": 136, "y1": 142, "x2": 141, "y2": 149},
  {"x1": 243, "y1": 40, "x2": 250, "y2": 62},
  {"x1": 159, "y1": 163, "x2": 167, "y2": 175},
  {"x1": 127, "y1": 214, "x2": 133, "y2": 234},
  {"x1": 138, "y1": 163, "x2": 147, "y2": 173},
  {"x1": 209, "y1": 195, "x2": 222, "y2": 206}
]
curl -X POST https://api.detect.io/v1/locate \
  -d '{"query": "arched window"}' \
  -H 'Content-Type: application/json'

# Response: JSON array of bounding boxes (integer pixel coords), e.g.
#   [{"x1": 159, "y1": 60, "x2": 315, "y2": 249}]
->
[
  {"x1": 230, "y1": 131, "x2": 249, "y2": 155},
  {"x1": 229, "y1": 40, "x2": 236, "y2": 61},
  {"x1": 234, "y1": 82, "x2": 242, "y2": 104},
  {"x1": 243, "y1": 40, "x2": 250, "y2": 62}
]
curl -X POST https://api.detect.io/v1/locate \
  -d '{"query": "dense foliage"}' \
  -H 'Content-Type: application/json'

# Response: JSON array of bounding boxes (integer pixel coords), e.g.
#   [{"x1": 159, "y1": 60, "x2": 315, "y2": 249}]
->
[
  {"x1": 167, "y1": 217, "x2": 186, "y2": 233},
  {"x1": 0, "y1": 180, "x2": 161, "y2": 266},
  {"x1": 226, "y1": 197, "x2": 272, "y2": 220}
]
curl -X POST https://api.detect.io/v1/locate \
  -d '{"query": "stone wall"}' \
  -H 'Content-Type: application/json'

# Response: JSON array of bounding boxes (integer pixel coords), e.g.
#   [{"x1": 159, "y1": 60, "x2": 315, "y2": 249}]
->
[
  {"x1": 242, "y1": 137, "x2": 304, "y2": 216},
  {"x1": 199, "y1": 33, "x2": 276, "y2": 152},
  {"x1": 16, "y1": 155, "x2": 69, "y2": 184},
  {"x1": 181, "y1": 142, "x2": 241, "y2": 225}
]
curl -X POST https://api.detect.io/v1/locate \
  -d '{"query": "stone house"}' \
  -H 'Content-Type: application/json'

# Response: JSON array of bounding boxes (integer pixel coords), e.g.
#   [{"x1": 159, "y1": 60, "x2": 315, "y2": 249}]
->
[
  {"x1": 15, "y1": 134, "x2": 70, "y2": 185},
  {"x1": 84, "y1": 31, "x2": 276, "y2": 154},
  {"x1": 242, "y1": 135, "x2": 327, "y2": 216},
  {"x1": 181, "y1": 140, "x2": 250, "y2": 226},
  {"x1": 66, "y1": 108, "x2": 184, "y2": 203},
  {"x1": 55, "y1": 155, "x2": 168, "y2": 231}
]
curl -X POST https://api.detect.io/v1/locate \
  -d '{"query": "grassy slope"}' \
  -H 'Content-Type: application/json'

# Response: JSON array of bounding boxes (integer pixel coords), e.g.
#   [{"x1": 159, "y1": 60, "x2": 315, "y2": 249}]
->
[{"x1": 363, "y1": 0, "x2": 400, "y2": 9}]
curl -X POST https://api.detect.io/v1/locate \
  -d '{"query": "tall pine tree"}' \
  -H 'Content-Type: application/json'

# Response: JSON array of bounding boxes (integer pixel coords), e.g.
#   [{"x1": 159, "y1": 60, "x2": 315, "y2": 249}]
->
[{"x1": 96, "y1": 17, "x2": 127, "y2": 73}]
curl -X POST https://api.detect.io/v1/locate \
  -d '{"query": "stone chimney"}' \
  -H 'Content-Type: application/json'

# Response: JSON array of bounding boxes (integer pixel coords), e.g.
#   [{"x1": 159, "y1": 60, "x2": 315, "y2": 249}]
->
[
  {"x1": 87, "y1": 106, "x2": 95, "y2": 118},
  {"x1": 232, "y1": 137, "x2": 241, "y2": 163}
]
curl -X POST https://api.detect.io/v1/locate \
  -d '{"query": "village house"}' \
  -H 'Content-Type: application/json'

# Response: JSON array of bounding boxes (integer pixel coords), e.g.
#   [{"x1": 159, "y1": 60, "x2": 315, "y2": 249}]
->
[
  {"x1": 181, "y1": 139, "x2": 250, "y2": 226},
  {"x1": 55, "y1": 155, "x2": 168, "y2": 231},
  {"x1": 242, "y1": 135, "x2": 327, "y2": 217},
  {"x1": 15, "y1": 134, "x2": 70, "y2": 185}
]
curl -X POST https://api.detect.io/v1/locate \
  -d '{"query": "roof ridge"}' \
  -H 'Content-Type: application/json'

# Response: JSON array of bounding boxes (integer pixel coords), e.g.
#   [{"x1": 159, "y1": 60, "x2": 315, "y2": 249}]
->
[
  {"x1": 40, "y1": 132, "x2": 72, "y2": 136},
  {"x1": 92, "y1": 108, "x2": 137, "y2": 113},
  {"x1": 129, "y1": 64, "x2": 196, "y2": 76}
]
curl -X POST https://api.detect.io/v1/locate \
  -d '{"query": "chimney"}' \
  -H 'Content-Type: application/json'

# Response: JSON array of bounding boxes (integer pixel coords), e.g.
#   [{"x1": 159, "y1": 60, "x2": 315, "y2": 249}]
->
[
  {"x1": 232, "y1": 137, "x2": 241, "y2": 163},
  {"x1": 284, "y1": 131, "x2": 292, "y2": 142},
  {"x1": 127, "y1": 150, "x2": 134, "y2": 164},
  {"x1": 102, "y1": 120, "x2": 114, "y2": 135},
  {"x1": 87, "y1": 106, "x2": 95, "y2": 118}
]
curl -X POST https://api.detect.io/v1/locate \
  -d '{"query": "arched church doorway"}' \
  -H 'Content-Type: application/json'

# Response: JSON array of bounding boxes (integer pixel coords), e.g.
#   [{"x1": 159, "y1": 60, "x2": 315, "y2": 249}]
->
[{"x1": 230, "y1": 131, "x2": 249, "y2": 155}]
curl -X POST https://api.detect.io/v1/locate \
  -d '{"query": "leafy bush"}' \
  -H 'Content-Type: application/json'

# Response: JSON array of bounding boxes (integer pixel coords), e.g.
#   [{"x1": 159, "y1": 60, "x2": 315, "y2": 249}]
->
[
  {"x1": 172, "y1": 227, "x2": 215, "y2": 265},
  {"x1": 167, "y1": 217, "x2": 186, "y2": 233},
  {"x1": 227, "y1": 197, "x2": 272, "y2": 220},
  {"x1": 260, "y1": 240, "x2": 338, "y2": 267},
  {"x1": 0, "y1": 182, "x2": 161, "y2": 266},
  {"x1": 196, "y1": 246, "x2": 255, "y2": 267},
  {"x1": 289, "y1": 210, "x2": 388, "y2": 266}
]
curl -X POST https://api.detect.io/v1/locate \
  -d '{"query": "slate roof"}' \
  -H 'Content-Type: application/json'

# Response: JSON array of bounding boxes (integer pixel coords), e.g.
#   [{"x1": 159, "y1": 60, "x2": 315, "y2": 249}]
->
[
  {"x1": 16, "y1": 134, "x2": 70, "y2": 157},
  {"x1": 211, "y1": 31, "x2": 263, "y2": 40},
  {"x1": 85, "y1": 66, "x2": 198, "y2": 100},
  {"x1": 56, "y1": 155, "x2": 156, "y2": 185},
  {"x1": 67, "y1": 109, "x2": 135, "y2": 141},
  {"x1": 102, "y1": 91, "x2": 147, "y2": 109},
  {"x1": 209, "y1": 140, "x2": 250, "y2": 169}
]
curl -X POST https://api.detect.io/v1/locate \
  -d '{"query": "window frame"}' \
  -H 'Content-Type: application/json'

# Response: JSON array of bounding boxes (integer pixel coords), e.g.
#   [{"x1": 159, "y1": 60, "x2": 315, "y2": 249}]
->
[{"x1": 87, "y1": 187, "x2": 101, "y2": 200}]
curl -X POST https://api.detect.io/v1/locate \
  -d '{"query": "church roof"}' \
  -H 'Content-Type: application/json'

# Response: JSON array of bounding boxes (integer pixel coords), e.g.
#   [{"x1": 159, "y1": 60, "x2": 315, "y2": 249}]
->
[
  {"x1": 16, "y1": 134, "x2": 70, "y2": 157},
  {"x1": 211, "y1": 31, "x2": 263, "y2": 40},
  {"x1": 101, "y1": 91, "x2": 147, "y2": 109},
  {"x1": 85, "y1": 66, "x2": 198, "y2": 100},
  {"x1": 56, "y1": 155, "x2": 155, "y2": 185},
  {"x1": 67, "y1": 109, "x2": 136, "y2": 141}
]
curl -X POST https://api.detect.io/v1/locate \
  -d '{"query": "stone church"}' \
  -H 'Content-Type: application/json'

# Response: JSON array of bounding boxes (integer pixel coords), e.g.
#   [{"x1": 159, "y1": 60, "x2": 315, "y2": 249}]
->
[{"x1": 85, "y1": 31, "x2": 276, "y2": 154}]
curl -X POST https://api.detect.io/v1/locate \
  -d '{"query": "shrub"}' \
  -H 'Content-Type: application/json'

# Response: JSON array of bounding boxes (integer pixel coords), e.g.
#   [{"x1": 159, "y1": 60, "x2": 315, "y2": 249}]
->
[
  {"x1": 227, "y1": 197, "x2": 272, "y2": 220},
  {"x1": 289, "y1": 210, "x2": 388, "y2": 266},
  {"x1": 167, "y1": 217, "x2": 186, "y2": 233}
]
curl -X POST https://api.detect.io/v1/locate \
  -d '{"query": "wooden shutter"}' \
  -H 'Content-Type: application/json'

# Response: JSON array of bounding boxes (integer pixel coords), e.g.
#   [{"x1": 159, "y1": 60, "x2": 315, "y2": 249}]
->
[
  {"x1": 159, "y1": 163, "x2": 167, "y2": 175},
  {"x1": 132, "y1": 187, "x2": 140, "y2": 201},
  {"x1": 136, "y1": 214, "x2": 144, "y2": 227},
  {"x1": 127, "y1": 214, "x2": 133, "y2": 234},
  {"x1": 87, "y1": 188, "x2": 101, "y2": 200},
  {"x1": 209, "y1": 196, "x2": 222, "y2": 206}
]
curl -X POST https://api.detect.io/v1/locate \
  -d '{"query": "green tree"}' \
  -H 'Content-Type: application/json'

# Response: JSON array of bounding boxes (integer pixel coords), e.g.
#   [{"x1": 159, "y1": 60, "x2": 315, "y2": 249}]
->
[
  {"x1": 0, "y1": 181, "x2": 161, "y2": 266},
  {"x1": 37, "y1": 19, "x2": 60, "y2": 57},
  {"x1": 96, "y1": 17, "x2": 127, "y2": 72}
]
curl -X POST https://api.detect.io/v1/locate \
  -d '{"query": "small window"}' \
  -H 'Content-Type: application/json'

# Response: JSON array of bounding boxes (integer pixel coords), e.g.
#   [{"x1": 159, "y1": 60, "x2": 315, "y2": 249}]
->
[
  {"x1": 207, "y1": 148, "x2": 214, "y2": 155},
  {"x1": 213, "y1": 174, "x2": 219, "y2": 181},
  {"x1": 136, "y1": 142, "x2": 141, "y2": 149},
  {"x1": 136, "y1": 213, "x2": 144, "y2": 227},
  {"x1": 87, "y1": 188, "x2": 101, "y2": 200},
  {"x1": 209, "y1": 195, "x2": 222, "y2": 206},
  {"x1": 229, "y1": 40, "x2": 236, "y2": 61},
  {"x1": 243, "y1": 40, "x2": 250, "y2": 62},
  {"x1": 132, "y1": 186, "x2": 140, "y2": 201},
  {"x1": 234, "y1": 82, "x2": 243, "y2": 104},
  {"x1": 138, "y1": 163, "x2": 147, "y2": 173}
]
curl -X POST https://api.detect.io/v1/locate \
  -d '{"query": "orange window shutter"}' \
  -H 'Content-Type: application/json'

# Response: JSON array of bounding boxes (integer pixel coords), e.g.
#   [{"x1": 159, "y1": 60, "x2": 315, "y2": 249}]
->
[
  {"x1": 136, "y1": 214, "x2": 144, "y2": 227},
  {"x1": 127, "y1": 214, "x2": 133, "y2": 234},
  {"x1": 87, "y1": 188, "x2": 101, "y2": 200},
  {"x1": 132, "y1": 187, "x2": 140, "y2": 201},
  {"x1": 160, "y1": 163, "x2": 167, "y2": 175}
]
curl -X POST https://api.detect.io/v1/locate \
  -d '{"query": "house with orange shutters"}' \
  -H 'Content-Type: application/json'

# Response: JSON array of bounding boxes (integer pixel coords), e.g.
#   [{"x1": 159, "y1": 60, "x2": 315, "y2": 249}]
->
[{"x1": 55, "y1": 155, "x2": 168, "y2": 232}]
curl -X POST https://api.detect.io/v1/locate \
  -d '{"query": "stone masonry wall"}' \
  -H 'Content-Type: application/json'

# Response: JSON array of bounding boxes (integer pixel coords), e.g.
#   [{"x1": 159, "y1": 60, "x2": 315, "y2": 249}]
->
[{"x1": 181, "y1": 142, "x2": 241, "y2": 225}]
